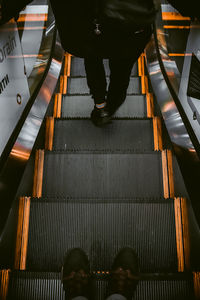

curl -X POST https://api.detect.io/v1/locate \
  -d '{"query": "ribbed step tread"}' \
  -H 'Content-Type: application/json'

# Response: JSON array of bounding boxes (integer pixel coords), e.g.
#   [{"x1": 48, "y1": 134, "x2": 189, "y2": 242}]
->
[
  {"x1": 67, "y1": 77, "x2": 141, "y2": 95},
  {"x1": 70, "y1": 57, "x2": 138, "y2": 77},
  {"x1": 61, "y1": 95, "x2": 146, "y2": 118},
  {"x1": 42, "y1": 152, "x2": 163, "y2": 198},
  {"x1": 26, "y1": 199, "x2": 177, "y2": 272},
  {"x1": 53, "y1": 119, "x2": 154, "y2": 151},
  {"x1": 7, "y1": 272, "x2": 195, "y2": 300}
]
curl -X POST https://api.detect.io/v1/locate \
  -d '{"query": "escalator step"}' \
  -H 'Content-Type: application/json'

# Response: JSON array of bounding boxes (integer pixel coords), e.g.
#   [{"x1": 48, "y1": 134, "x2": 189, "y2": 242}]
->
[
  {"x1": 67, "y1": 77, "x2": 141, "y2": 95},
  {"x1": 8, "y1": 272, "x2": 64, "y2": 300},
  {"x1": 42, "y1": 152, "x2": 163, "y2": 198},
  {"x1": 53, "y1": 119, "x2": 154, "y2": 151},
  {"x1": 26, "y1": 199, "x2": 177, "y2": 272},
  {"x1": 70, "y1": 57, "x2": 138, "y2": 77},
  {"x1": 8, "y1": 271, "x2": 195, "y2": 300},
  {"x1": 43, "y1": 152, "x2": 163, "y2": 199},
  {"x1": 62, "y1": 95, "x2": 146, "y2": 118}
]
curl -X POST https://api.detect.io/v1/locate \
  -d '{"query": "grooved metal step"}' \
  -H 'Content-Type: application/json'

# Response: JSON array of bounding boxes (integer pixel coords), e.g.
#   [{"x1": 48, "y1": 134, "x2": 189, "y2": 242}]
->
[
  {"x1": 53, "y1": 119, "x2": 154, "y2": 151},
  {"x1": 7, "y1": 271, "x2": 195, "y2": 300},
  {"x1": 42, "y1": 152, "x2": 163, "y2": 198},
  {"x1": 70, "y1": 57, "x2": 138, "y2": 77},
  {"x1": 26, "y1": 199, "x2": 177, "y2": 272},
  {"x1": 67, "y1": 77, "x2": 141, "y2": 95},
  {"x1": 61, "y1": 95, "x2": 146, "y2": 118}
]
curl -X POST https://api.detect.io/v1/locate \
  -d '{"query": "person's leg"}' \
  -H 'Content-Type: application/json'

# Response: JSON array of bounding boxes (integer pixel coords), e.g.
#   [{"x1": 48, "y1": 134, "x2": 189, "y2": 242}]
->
[
  {"x1": 106, "y1": 58, "x2": 135, "y2": 115},
  {"x1": 107, "y1": 27, "x2": 152, "y2": 115},
  {"x1": 84, "y1": 57, "x2": 107, "y2": 105},
  {"x1": 84, "y1": 58, "x2": 111, "y2": 126}
]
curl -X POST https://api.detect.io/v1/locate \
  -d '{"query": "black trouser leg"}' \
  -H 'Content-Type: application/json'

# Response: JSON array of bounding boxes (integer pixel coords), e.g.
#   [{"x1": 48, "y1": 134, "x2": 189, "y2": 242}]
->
[
  {"x1": 106, "y1": 58, "x2": 135, "y2": 115},
  {"x1": 84, "y1": 58, "x2": 107, "y2": 104}
]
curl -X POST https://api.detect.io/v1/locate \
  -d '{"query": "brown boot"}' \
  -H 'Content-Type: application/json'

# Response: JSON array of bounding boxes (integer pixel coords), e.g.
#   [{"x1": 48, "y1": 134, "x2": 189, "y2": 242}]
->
[
  {"x1": 109, "y1": 248, "x2": 140, "y2": 300},
  {"x1": 62, "y1": 248, "x2": 93, "y2": 300}
]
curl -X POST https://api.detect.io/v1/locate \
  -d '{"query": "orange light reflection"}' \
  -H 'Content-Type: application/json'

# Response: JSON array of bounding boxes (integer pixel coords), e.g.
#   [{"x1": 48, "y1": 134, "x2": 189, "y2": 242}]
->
[
  {"x1": 162, "y1": 12, "x2": 190, "y2": 21},
  {"x1": 11, "y1": 148, "x2": 30, "y2": 161},
  {"x1": 18, "y1": 14, "x2": 48, "y2": 22}
]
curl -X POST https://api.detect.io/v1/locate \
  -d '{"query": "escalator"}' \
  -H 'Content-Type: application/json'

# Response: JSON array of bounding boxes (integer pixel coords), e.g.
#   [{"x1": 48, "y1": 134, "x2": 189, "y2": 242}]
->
[
  {"x1": 1, "y1": 52, "x2": 199, "y2": 299},
  {"x1": 1, "y1": 1, "x2": 200, "y2": 299}
]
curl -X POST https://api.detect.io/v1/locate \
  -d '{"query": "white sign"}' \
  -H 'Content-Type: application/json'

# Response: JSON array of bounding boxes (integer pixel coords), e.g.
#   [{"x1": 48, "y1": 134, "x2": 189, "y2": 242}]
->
[{"x1": 0, "y1": 20, "x2": 30, "y2": 156}]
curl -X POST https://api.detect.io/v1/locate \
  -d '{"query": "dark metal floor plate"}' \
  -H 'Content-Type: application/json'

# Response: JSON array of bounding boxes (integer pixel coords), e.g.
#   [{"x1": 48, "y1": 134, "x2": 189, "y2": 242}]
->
[
  {"x1": 53, "y1": 119, "x2": 154, "y2": 151},
  {"x1": 61, "y1": 95, "x2": 146, "y2": 118}
]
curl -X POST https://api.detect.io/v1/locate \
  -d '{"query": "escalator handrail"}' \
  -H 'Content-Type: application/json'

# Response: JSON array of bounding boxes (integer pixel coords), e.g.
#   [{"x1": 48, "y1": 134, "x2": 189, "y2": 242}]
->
[{"x1": 153, "y1": 23, "x2": 200, "y2": 158}]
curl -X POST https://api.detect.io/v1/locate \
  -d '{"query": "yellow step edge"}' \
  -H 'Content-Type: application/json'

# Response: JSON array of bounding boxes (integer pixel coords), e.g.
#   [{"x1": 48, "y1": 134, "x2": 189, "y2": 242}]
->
[
  {"x1": 14, "y1": 197, "x2": 31, "y2": 270},
  {"x1": 141, "y1": 75, "x2": 148, "y2": 95},
  {"x1": 161, "y1": 150, "x2": 170, "y2": 199},
  {"x1": 138, "y1": 56, "x2": 142, "y2": 77},
  {"x1": 59, "y1": 75, "x2": 68, "y2": 95},
  {"x1": 64, "y1": 53, "x2": 69, "y2": 76},
  {"x1": 174, "y1": 197, "x2": 185, "y2": 272},
  {"x1": 0, "y1": 270, "x2": 10, "y2": 300},
  {"x1": 62, "y1": 75, "x2": 68, "y2": 95},
  {"x1": 32, "y1": 150, "x2": 44, "y2": 198},
  {"x1": 146, "y1": 93, "x2": 154, "y2": 118},
  {"x1": 161, "y1": 150, "x2": 175, "y2": 199},
  {"x1": 53, "y1": 93, "x2": 62, "y2": 118},
  {"x1": 180, "y1": 197, "x2": 190, "y2": 271},
  {"x1": 53, "y1": 93, "x2": 58, "y2": 118},
  {"x1": 14, "y1": 197, "x2": 25, "y2": 269},
  {"x1": 66, "y1": 53, "x2": 72, "y2": 77},
  {"x1": 193, "y1": 272, "x2": 200, "y2": 300},
  {"x1": 167, "y1": 150, "x2": 175, "y2": 198},
  {"x1": 153, "y1": 117, "x2": 163, "y2": 151},
  {"x1": 45, "y1": 117, "x2": 55, "y2": 151},
  {"x1": 138, "y1": 54, "x2": 145, "y2": 77}
]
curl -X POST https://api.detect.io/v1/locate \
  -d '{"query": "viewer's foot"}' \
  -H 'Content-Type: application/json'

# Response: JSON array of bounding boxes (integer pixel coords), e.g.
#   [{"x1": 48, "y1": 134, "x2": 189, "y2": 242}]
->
[
  {"x1": 109, "y1": 248, "x2": 139, "y2": 300},
  {"x1": 62, "y1": 248, "x2": 92, "y2": 300}
]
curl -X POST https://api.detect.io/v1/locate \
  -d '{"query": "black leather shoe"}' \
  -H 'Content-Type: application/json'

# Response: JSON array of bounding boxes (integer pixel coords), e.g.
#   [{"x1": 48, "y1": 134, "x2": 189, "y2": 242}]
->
[
  {"x1": 109, "y1": 248, "x2": 140, "y2": 300},
  {"x1": 62, "y1": 248, "x2": 92, "y2": 300},
  {"x1": 91, "y1": 106, "x2": 111, "y2": 127}
]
